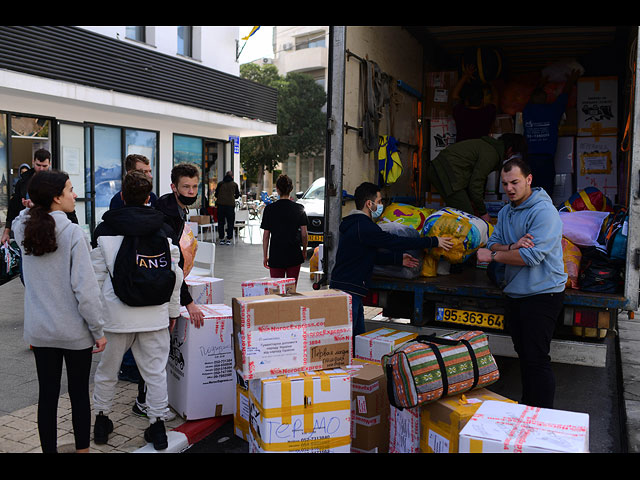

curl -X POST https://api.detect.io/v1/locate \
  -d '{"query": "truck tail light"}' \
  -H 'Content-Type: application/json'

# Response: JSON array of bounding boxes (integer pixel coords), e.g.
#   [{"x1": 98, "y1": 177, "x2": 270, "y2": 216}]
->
[
  {"x1": 574, "y1": 310, "x2": 598, "y2": 328},
  {"x1": 363, "y1": 291, "x2": 379, "y2": 307}
]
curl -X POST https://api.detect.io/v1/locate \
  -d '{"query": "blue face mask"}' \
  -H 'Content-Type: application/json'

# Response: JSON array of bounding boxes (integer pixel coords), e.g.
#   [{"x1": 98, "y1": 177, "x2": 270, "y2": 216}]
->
[{"x1": 371, "y1": 202, "x2": 383, "y2": 219}]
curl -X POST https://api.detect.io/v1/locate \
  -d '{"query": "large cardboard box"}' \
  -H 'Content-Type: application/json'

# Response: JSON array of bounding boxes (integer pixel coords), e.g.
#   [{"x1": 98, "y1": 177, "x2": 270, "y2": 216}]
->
[
  {"x1": 424, "y1": 71, "x2": 458, "y2": 119},
  {"x1": 232, "y1": 290, "x2": 352, "y2": 380},
  {"x1": 577, "y1": 76, "x2": 618, "y2": 137},
  {"x1": 576, "y1": 136, "x2": 618, "y2": 201},
  {"x1": 420, "y1": 388, "x2": 516, "y2": 453},
  {"x1": 247, "y1": 368, "x2": 352, "y2": 453},
  {"x1": 241, "y1": 277, "x2": 297, "y2": 297},
  {"x1": 552, "y1": 173, "x2": 574, "y2": 207},
  {"x1": 354, "y1": 327, "x2": 417, "y2": 364},
  {"x1": 167, "y1": 304, "x2": 235, "y2": 420},
  {"x1": 185, "y1": 275, "x2": 224, "y2": 305},
  {"x1": 344, "y1": 360, "x2": 390, "y2": 453},
  {"x1": 459, "y1": 400, "x2": 590, "y2": 453}
]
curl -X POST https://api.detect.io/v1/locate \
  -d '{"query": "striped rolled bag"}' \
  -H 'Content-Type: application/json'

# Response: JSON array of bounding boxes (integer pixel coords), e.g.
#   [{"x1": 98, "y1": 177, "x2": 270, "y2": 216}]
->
[{"x1": 381, "y1": 331, "x2": 500, "y2": 409}]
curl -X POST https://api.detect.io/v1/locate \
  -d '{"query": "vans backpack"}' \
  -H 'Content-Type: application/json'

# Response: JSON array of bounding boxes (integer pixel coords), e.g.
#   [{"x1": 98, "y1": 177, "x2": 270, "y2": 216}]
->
[{"x1": 110, "y1": 230, "x2": 176, "y2": 307}]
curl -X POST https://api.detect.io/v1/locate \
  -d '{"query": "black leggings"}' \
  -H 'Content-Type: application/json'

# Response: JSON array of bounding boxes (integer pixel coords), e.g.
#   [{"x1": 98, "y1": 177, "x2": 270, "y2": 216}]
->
[{"x1": 32, "y1": 346, "x2": 93, "y2": 453}]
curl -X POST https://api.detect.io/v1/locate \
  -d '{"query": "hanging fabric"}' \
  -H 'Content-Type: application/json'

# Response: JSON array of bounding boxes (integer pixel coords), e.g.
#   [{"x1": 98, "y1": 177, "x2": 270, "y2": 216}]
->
[{"x1": 378, "y1": 135, "x2": 403, "y2": 186}]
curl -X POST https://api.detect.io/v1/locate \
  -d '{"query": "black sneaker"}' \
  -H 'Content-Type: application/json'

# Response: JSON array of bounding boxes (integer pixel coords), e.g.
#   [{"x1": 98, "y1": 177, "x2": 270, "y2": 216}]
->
[
  {"x1": 93, "y1": 412, "x2": 114, "y2": 445},
  {"x1": 132, "y1": 399, "x2": 148, "y2": 418},
  {"x1": 144, "y1": 420, "x2": 168, "y2": 450}
]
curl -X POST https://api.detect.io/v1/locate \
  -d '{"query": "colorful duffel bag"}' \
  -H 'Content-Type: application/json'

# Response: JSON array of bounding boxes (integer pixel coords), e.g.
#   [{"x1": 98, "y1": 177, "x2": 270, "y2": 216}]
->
[
  {"x1": 382, "y1": 330, "x2": 500, "y2": 409},
  {"x1": 562, "y1": 187, "x2": 613, "y2": 213}
]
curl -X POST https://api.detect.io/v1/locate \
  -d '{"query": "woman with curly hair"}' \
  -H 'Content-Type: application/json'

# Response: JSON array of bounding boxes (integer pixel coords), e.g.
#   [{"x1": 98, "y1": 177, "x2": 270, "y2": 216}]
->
[{"x1": 12, "y1": 170, "x2": 106, "y2": 453}]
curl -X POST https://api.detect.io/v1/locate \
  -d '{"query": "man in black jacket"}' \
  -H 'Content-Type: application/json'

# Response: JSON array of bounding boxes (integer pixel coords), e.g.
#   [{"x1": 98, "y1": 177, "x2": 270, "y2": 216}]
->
[
  {"x1": 330, "y1": 182, "x2": 453, "y2": 338},
  {"x1": 155, "y1": 163, "x2": 204, "y2": 328},
  {"x1": 2, "y1": 149, "x2": 78, "y2": 244}
]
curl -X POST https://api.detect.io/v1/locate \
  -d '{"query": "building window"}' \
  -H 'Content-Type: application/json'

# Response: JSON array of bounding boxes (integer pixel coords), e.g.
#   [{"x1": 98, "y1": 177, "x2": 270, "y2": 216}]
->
[
  {"x1": 126, "y1": 26, "x2": 145, "y2": 43},
  {"x1": 295, "y1": 32, "x2": 326, "y2": 51},
  {"x1": 178, "y1": 26, "x2": 193, "y2": 57}
]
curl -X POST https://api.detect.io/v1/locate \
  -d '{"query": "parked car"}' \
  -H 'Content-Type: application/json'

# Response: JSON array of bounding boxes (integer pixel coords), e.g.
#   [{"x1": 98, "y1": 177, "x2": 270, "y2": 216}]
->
[{"x1": 296, "y1": 177, "x2": 324, "y2": 249}]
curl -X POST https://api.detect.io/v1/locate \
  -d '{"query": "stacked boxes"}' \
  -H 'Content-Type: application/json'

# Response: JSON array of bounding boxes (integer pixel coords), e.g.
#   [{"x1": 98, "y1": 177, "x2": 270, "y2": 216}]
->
[
  {"x1": 167, "y1": 304, "x2": 235, "y2": 420},
  {"x1": 232, "y1": 290, "x2": 352, "y2": 380},
  {"x1": 247, "y1": 369, "x2": 352, "y2": 453},
  {"x1": 424, "y1": 71, "x2": 458, "y2": 119},
  {"x1": 576, "y1": 136, "x2": 618, "y2": 201},
  {"x1": 241, "y1": 277, "x2": 296, "y2": 297},
  {"x1": 354, "y1": 327, "x2": 417, "y2": 364},
  {"x1": 459, "y1": 400, "x2": 590, "y2": 453},
  {"x1": 345, "y1": 360, "x2": 390, "y2": 453}
]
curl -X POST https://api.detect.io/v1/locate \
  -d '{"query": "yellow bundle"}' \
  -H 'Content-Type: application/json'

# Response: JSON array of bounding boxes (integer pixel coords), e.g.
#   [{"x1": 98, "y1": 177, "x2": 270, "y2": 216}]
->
[{"x1": 561, "y1": 236, "x2": 581, "y2": 289}]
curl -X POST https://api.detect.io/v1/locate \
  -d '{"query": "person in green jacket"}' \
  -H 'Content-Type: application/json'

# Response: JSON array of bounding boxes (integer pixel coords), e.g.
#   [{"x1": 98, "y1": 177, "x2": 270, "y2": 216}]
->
[{"x1": 427, "y1": 133, "x2": 527, "y2": 222}]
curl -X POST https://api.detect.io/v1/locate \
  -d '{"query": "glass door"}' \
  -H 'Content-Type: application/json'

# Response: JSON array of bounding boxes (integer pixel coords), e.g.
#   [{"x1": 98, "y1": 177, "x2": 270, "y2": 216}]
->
[{"x1": 58, "y1": 121, "x2": 94, "y2": 237}]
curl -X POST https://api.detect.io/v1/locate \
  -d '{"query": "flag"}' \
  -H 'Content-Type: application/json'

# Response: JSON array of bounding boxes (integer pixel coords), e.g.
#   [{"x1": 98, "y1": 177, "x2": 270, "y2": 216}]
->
[{"x1": 241, "y1": 26, "x2": 260, "y2": 41}]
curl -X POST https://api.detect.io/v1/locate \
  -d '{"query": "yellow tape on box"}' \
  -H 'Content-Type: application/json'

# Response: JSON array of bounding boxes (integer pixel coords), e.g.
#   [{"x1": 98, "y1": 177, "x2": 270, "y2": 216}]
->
[{"x1": 247, "y1": 369, "x2": 352, "y2": 453}]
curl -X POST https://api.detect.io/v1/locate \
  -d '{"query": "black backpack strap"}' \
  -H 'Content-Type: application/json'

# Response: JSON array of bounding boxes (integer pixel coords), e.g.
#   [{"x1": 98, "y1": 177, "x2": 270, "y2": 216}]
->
[
  {"x1": 385, "y1": 362, "x2": 402, "y2": 410},
  {"x1": 416, "y1": 334, "x2": 480, "y2": 391}
]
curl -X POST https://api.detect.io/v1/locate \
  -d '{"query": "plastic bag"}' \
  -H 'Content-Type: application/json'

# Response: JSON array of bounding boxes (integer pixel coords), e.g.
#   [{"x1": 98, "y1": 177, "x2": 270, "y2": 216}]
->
[
  {"x1": 179, "y1": 223, "x2": 197, "y2": 277},
  {"x1": 559, "y1": 210, "x2": 610, "y2": 247},
  {"x1": 562, "y1": 236, "x2": 582, "y2": 289},
  {"x1": 379, "y1": 203, "x2": 436, "y2": 233},
  {"x1": 373, "y1": 221, "x2": 424, "y2": 279},
  {"x1": 1, "y1": 240, "x2": 21, "y2": 282}
]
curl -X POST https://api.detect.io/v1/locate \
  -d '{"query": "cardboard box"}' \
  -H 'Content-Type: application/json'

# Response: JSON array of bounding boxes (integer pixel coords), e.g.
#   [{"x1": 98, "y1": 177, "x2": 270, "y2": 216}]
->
[
  {"x1": 552, "y1": 173, "x2": 574, "y2": 207},
  {"x1": 459, "y1": 400, "x2": 590, "y2": 453},
  {"x1": 577, "y1": 76, "x2": 618, "y2": 137},
  {"x1": 420, "y1": 388, "x2": 516, "y2": 453},
  {"x1": 185, "y1": 275, "x2": 224, "y2": 305},
  {"x1": 241, "y1": 277, "x2": 297, "y2": 297},
  {"x1": 491, "y1": 114, "x2": 514, "y2": 135},
  {"x1": 354, "y1": 327, "x2": 417, "y2": 364},
  {"x1": 389, "y1": 405, "x2": 421, "y2": 453},
  {"x1": 167, "y1": 304, "x2": 235, "y2": 420},
  {"x1": 247, "y1": 368, "x2": 352, "y2": 453},
  {"x1": 234, "y1": 370, "x2": 251, "y2": 441},
  {"x1": 576, "y1": 136, "x2": 618, "y2": 201},
  {"x1": 232, "y1": 290, "x2": 352, "y2": 380},
  {"x1": 429, "y1": 117, "x2": 456, "y2": 161},
  {"x1": 344, "y1": 360, "x2": 390, "y2": 453},
  {"x1": 425, "y1": 71, "x2": 458, "y2": 118},
  {"x1": 189, "y1": 215, "x2": 212, "y2": 225},
  {"x1": 555, "y1": 136, "x2": 575, "y2": 174}
]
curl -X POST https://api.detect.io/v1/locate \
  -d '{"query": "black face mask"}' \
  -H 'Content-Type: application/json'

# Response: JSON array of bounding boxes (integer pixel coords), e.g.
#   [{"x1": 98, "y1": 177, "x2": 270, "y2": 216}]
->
[{"x1": 177, "y1": 193, "x2": 197, "y2": 206}]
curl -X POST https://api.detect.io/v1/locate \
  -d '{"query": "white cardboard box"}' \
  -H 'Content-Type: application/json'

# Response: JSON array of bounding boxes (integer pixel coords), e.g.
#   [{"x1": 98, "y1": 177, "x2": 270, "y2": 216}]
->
[
  {"x1": 577, "y1": 76, "x2": 618, "y2": 137},
  {"x1": 167, "y1": 304, "x2": 235, "y2": 420},
  {"x1": 429, "y1": 117, "x2": 457, "y2": 161},
  {"x1": 241, "y1": 277, "x2": 296, "y2": 297},
  {"x1": 389, "y1": 405, "x2": 421, "y2": 453},
  {"x1": 247, "y1": 368, "x2": 352, "y2": 453},
  {"x1": 185, "y1": 275, "x2": 224, "y2": 305},
  {"x1": 554, "y1": 136, "x2": 575, "y2": 174},
  {"x1": 459, "y1": 400, "x2": 590, "y2": 453},
  {"x1": 575, "y1": 136, "x2": 618, "y2": 201},
  {"x1": 354, "y1": 327, "x2": 417, "y2": 364}
]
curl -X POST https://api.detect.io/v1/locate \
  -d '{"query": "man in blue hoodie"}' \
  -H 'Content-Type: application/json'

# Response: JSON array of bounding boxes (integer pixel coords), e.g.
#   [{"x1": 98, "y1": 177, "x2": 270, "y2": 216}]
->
[
  {"x1": 330, "y1": 182, "x2": 453, "y2": 338},
  {"x1": 477, "y1": 157, "x2": 566, "y2": 408}
]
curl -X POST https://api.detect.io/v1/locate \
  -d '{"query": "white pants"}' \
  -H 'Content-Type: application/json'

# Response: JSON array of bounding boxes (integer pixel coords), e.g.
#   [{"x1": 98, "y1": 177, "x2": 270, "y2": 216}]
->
[{"x1": 93, "y1": 329, "x2": 170, "y2": 422}]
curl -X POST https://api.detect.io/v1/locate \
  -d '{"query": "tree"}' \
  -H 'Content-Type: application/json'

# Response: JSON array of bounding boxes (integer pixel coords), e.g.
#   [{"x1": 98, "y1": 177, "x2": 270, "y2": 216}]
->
[{"x1": 239, "y1": 63, "x2": 326, "y2": 181}]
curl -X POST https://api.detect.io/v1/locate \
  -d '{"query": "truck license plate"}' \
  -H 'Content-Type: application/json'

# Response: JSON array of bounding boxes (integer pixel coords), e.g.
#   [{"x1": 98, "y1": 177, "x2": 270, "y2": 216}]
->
[
  {"x1": 436, "y1": 307, "x2": 504, "y2": 330},
  {"x1": 309, "y1": 234, "x2": 323, "y2": 242}
]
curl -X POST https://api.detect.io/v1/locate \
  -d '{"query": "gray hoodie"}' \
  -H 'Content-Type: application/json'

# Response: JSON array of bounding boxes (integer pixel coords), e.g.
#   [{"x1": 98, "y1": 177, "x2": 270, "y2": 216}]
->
[{"x1": 13, "y1": 209, "x2": 104, "y2": 350}]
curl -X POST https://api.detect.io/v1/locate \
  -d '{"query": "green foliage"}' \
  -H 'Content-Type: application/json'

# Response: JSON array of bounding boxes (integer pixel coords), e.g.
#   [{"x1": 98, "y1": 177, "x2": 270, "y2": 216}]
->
[{"x1": 239, "y1": 63, "x2": 326, "y2": 178}]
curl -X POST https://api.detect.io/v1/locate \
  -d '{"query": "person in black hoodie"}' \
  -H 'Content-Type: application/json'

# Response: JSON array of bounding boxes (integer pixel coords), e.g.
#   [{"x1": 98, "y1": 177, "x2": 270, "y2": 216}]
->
[
  {"x1": 330, "y1": 182, "x2": 453, "y2": 338},
  {"x1": 2, "y1": 148, "x2": 78, "y2": 245},
  {"x1": 154, "y1": 163, "x2": 204, "y2": 327}
]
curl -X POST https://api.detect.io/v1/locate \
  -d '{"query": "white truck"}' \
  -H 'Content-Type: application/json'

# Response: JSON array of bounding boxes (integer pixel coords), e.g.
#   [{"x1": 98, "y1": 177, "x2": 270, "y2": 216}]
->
[{"x1": 322, "y1": 26, "x2": 640, "y2": 368}]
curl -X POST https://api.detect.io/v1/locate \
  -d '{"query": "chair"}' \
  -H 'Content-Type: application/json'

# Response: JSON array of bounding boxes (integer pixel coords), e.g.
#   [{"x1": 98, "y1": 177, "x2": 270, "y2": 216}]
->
[
  {"x1": 189, "y1": 241, "x2": 215, "y2": 277},
  {"x1": 199, "y1": 223, "x2": 216, "y2": 242},
  {"x1": 233, "y1": 209, "x2": 252, "y2": 244}
]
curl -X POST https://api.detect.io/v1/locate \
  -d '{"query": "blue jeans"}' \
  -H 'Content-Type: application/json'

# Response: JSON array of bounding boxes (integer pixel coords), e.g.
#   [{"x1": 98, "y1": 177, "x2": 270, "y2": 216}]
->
[{"x1": 351, "y1": 294, "x2": 365, "y2": 339}]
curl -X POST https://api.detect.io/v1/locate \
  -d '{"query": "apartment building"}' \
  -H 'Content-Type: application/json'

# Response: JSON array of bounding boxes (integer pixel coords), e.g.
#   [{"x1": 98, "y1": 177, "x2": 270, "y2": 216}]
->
[{"x1": 0, "y1": 26, "x2": 277, "y2": 236}]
